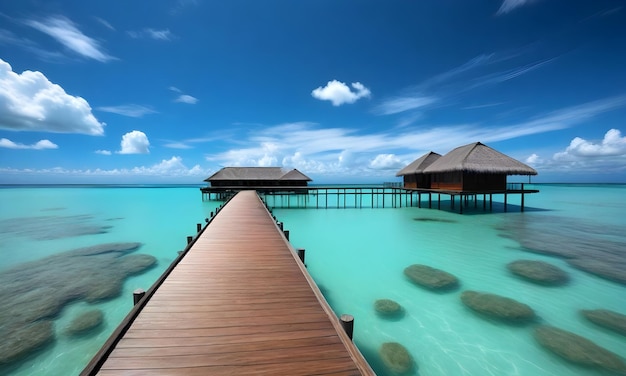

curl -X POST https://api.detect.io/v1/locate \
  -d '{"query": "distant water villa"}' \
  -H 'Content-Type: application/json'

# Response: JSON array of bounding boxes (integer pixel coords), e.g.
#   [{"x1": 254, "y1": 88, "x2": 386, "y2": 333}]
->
[{"x1": 201, "y1": 142, "x2": 539, "y2": 213}]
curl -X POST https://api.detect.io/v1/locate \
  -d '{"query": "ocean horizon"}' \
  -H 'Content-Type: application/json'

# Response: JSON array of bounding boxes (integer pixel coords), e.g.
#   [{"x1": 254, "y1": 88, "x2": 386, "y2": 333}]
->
[{"x1": 1, "y1": 183, "x2": 625, "y2": 375}]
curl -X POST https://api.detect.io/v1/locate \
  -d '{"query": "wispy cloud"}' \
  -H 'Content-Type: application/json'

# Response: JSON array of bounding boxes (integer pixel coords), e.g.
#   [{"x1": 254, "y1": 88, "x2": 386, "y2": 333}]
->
[
  {"x1": 377, "y1": 52, "x2": 555, "y2": 119},
  {"x1": 97, "y1": 105, "x2": 157, "y2": 117},
  {"x1": 311, "y1": 80, "x2": 371, "y2": 106},
  {"x1": 0, "y1": 138, "x2": 58, "y2": 150},
  {"x1": 206, "y1": 96, "x2": 626, "y2": 177},
  {"x1": 25, "y1": 16, "x2": 115, "y2": 62},
  {"x1": 94, "y1": 17, "x2": 115, "y2": 31},
  {"x1": 0, "y1": 28, "x2": 66, "y2": 62},
  {"x1": 496, "y1": 0, "x2": 538, "y2": 15},
  {"x1": 462, "y1": 103, "x2": 504, "y2": 110},
  {"x1": 128, "y1": 28, "x2": 174, "y2": 41},
  {"x1": 95, "y1": 149, "x2": 112, "y2": 155},
  {"x1": 374, "y1": 96, "x2": 436, "y2": 115},
  {"x1": 164, "y1": 134, "x2": 231, "y2": 150}
]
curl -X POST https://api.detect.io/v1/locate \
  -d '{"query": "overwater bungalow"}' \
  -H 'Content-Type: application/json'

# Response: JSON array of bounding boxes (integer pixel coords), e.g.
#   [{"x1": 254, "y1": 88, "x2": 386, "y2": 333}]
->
[
  {"x1": 397, "y1": 142, "x2": 537, "y2": 191},
  {"x1": 396, "y1": 142, "x2": 539, "y2": 212},
  {"x1": 395, "y1": 151, "x2": 442, "y2": 189},
  {"x1": 201, "y1": 167, "x2": 312, "y2": 199}
]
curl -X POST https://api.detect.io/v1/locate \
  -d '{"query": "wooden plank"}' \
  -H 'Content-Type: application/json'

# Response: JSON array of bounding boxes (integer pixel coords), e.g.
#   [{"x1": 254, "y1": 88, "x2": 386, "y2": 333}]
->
[{"x1": 91, "y1": 190, "x2": 373, "y2": 375}]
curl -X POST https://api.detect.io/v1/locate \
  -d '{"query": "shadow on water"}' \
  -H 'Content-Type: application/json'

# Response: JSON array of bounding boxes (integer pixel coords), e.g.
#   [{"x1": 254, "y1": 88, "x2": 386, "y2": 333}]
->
[{"x1": 410, "y1": 199, "x2": 551, "y2": 215}]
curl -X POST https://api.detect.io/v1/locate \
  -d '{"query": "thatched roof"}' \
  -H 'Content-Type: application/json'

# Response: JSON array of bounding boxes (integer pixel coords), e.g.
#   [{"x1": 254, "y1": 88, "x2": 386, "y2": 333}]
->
[
  {"x1": 204, "y1": 167, "x2": 312, "y2": 182},
  {"x1": 423, "y1": 142, "x2": 537, "y2": 175},
  {"x1": 396, "y1": 152, "x2": 441, "y2": 176}
]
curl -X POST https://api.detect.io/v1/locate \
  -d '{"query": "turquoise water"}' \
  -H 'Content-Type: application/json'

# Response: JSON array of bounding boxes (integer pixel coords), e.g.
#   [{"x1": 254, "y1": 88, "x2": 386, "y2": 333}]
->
[
  {"x1": 1, "y1": 184, "x2": 625, "y2": 375},
  {"x1": 0, "y1": 186, "x2": 220, "y2": 375}
]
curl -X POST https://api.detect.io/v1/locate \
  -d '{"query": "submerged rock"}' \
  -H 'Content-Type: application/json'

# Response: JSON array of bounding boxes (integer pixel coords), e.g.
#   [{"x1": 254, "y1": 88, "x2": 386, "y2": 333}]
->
[
  {"x1": 374, "y1": 299, "x2": 403, "y2": 317},
  {"x1": 0, "y1": 242, "x2": 154, "y2": 366},
  {"x1": 460, "y1": 290, "x2": 535, "y2": 323},
  {"x1": 120, "y1": 254, "x2": 158, "y2": 275},
  {"x1": 0, "y1": 321, "x2": 54, "y2": 365},
  {"x1": 64, "y1": 310, "x2": 104, "y2": 336},
  {"x1": 581, "y1": 309, "x2": 626, "y2": 337},
  {"x1": 404, "y1": 264, "x2": 459, "y2": 290},
  {"x1": 497, "y1": 215, "x2": 626, "y2": 286},
  {"x1": 0, "y1": 214, "x2": 112, "y2": 240},
  {"x1": 379, "y1": 342, "x2": 414, "y2": 374},
  {"x1": 507, "y1": 260, "x2": 569, "y2": 285},
  {"x1": 567, "y1": 258, "x2": 626, "y2": 285},
  {"x1": 534, "y1": 325, "x2": 626, "y2": 374}
]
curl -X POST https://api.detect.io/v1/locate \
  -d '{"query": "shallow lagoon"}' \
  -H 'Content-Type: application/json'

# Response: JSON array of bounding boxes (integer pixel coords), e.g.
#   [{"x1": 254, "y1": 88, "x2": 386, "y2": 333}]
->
[{"x1": 1, "y1": 184, "x2": 625, "y2": 375}]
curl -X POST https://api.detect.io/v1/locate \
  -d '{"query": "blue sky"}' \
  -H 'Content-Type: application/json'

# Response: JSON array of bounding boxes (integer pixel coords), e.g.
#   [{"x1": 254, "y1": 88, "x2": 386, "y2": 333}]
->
[{"x1": 1, "y1": 0, "x2": 625, "y2": 184}]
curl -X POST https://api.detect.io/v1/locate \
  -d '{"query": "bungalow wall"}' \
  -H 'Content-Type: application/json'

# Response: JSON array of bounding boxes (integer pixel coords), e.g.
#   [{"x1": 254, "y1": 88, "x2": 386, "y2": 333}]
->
[
  {"x1": 430, "y1": 172, "x2": 507, "y2": 191},
  {"x1": 402, "y1": 174, "x2": 431, "y2": 189},
  {"x1": 210, "y1": 180, "x2": 308, "y2": 187}
]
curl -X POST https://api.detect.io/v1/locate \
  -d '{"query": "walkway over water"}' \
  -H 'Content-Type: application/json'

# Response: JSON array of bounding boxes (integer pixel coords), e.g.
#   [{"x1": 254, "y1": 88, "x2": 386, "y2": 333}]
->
[
  {"x1": 83, "y1": 190, "x2": 373, "y2": 375},
  {"x1": 202, "y1": 183, "x2": 539, "y2": 213}
]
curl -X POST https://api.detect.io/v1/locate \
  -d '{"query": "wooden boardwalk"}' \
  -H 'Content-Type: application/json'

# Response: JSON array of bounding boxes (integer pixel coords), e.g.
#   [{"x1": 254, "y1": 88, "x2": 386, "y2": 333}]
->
[{"x1": 84, "y1": 190, "x2": 373, "y2": 375}]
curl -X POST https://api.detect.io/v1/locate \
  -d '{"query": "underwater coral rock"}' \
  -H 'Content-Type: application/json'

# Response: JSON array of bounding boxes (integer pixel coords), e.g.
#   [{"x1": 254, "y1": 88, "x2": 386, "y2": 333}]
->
[
  {"x1": 379, "y1": 342, "x2": 414, "y2": 374},
  {"x1": 534, "y1": 325, "x2": 626, "y2": 374},
  {"x1": 581, "y1": 309, "x2": 626, "y2": 337},
  {"x1": 460, "y1": 290, "x2": 535, "y2": 323},
  {"x1": 404, "y1": 264, "x2": 459, "y2": 290},
  {"x1": 64, "y1": 310, "x2": 104, "y2": 336},
  {"x1": 507, "y1": 260, "x2": 569, "y2": 285}
]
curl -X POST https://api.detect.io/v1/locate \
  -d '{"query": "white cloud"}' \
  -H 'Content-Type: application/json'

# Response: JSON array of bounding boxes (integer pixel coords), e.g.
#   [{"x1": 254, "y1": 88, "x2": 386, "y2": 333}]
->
[
  {"x1": 95, "y1": 149, "x2": 112, "y2": 155},
  {"x1": 0, "y1": 59, "x2": 105, "y2": 135},
  {"x1": 174, "y1": 94, "x2": 198, "y2": 104},
  {"x1": 555, "y1": 129, "x2": 626, "y2": 159},
  {"x1": 118, "y1": 130, "x2": 150, "y2": 154},
  {"x1": 311, "y1": 80, "x2": 371, "y2": 106},
  {"x1": 206, "y1": 97, "x2": 626, "y2": 178},
  {"x1": 497, "y1": 0, "x2": 538, "y2": 15},
  {"x1": 97, "y1": 104, "x2": 157, "y2": 117},
  {"x1": 525, "y1": 153, "x2": 540, "y2": 164},
  {"x1": 128, "y1": 28, "x2": 174, "y2": 41},
  {"x1": 0, "y1": 157, "x2": 209, "y2": 182},
  {"x1": 369, "y1": 154, "x2": 405, "y2": 170},
  {"x1": 375, "y1": 96, "x2": 436, "y2": 115},
  {"x1": 25, "y1": 16, "x2": 114, "y2": 62},
  {"x1": 0, "y1": 138, "x2": 58, "y2": 150}
]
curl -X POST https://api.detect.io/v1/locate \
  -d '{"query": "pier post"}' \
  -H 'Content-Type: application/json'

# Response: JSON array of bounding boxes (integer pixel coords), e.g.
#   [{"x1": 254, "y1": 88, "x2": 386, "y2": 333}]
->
[
  {"x1": 278, "y1": 222, "x2": 284, "y2": 231},
  {"x1": 197, "y1": 223, "x2": 202, "y2": 232},
  {"x1": 340, "y1": 314, "x2": 354, "y2": 340},
  {"x1": 133, "y1": 288, "x2": 145, "y2": 305},
  {"x1": 187, "y1": 236, "x2": 193, "y2": 244},
  {"x1": 284, "y1": 230, "x2": 290, "y2": 241},
  {"x1": 504, "y1": 193, "x2": 508, "y2": 212},
  {"x1": 297, "y1": 248, "x2": 305, "y2": 263}
]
